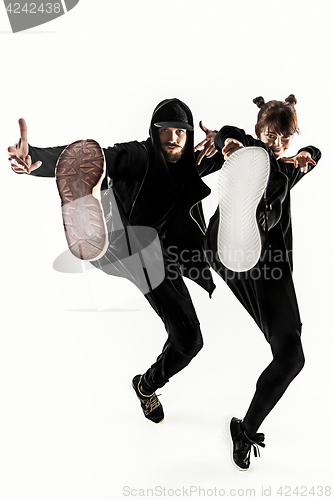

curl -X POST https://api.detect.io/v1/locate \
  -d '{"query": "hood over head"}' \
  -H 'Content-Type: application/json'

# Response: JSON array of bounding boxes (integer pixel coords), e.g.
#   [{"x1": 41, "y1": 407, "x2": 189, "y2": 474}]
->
[{"x1": 149, "y1": 98, "x2": 195, "y2": 162}]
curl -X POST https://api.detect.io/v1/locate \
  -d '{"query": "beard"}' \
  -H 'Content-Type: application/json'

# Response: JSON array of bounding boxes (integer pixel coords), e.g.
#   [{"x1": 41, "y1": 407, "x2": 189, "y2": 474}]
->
[{"x1": 161, "y1": 145, "x2": 184, "y2": 163}]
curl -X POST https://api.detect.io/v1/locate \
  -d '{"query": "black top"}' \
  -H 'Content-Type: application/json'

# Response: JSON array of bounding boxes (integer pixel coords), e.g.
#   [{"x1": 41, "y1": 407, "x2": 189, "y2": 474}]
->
[
  {"x1": 214, "y1": 125, "x2": 321, "y2": 270},
  {"x1": 27, "y1": 99, "x2": 224, "y2": 295}
]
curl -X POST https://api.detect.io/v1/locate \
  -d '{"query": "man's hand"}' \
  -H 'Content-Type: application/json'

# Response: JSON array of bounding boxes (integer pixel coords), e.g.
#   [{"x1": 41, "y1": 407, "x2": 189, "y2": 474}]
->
[
  {"x1": 222, "y1": 138, "x2": 244, "y2": 160},
  {"x1": 194, "y1": 121, "x2": 218, "y2": 165},
  {"x1": 8, "y1": 118, "x2": 42, "y2": 174},
  {"x1": 280, "y1": 151, "x2": 316, "y2": 173}
]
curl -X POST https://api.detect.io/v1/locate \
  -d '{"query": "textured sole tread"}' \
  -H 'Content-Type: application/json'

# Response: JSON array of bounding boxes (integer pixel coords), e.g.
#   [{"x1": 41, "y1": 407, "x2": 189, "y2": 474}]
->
[
  {"x1": 55, "y1": 139, "x2": 107, "y2": 261},
  {"x1": 217, "y1": 147, "x2": 270, "y2": 272}
]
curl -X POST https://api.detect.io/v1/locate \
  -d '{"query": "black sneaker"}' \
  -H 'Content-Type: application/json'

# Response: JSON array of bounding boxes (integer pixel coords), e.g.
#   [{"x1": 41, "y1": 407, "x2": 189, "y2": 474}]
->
[
  {"x1": 226, "y1": 417, "x2": 265, "y2": 471},
  {"x1": 132, "y1": 375, "x2": 164, "y2": 424}
]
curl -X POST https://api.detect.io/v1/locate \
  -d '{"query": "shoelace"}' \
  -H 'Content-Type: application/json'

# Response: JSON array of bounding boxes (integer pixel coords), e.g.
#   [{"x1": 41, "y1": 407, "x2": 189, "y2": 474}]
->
[
  {"x1": 244, "y1": 430, "x2": 266, "y2": 458},
  {"x1": 251, "y1": 441, "x2": 265, "y2": 458},
  {"x1": 144, "y1": 393, "x2": 161, "y2": 414}
]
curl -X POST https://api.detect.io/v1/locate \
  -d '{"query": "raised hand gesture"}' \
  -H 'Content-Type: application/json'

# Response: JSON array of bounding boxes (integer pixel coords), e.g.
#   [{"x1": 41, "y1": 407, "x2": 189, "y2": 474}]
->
[
  {"x1": 280, "y1": 151, "x2": 316, "y2": 173},
  {"x1": 194, "y1": 121, "x2": 218, "y2": 165},
  {"x1": 8, "y1": 118, "x2": 42, "y2": 174}
]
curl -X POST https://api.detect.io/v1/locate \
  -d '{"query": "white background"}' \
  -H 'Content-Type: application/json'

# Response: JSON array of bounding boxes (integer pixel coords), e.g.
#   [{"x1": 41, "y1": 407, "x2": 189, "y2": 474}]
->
[{"x1": 1, "y1": 1, "x2": 332, "y2": 499}]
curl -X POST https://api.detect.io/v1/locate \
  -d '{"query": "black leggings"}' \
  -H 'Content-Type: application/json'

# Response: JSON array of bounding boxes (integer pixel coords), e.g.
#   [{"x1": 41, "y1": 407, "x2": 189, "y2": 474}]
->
[{"x1": 206, "y1": 211, "x2": 304, "y2": 437}]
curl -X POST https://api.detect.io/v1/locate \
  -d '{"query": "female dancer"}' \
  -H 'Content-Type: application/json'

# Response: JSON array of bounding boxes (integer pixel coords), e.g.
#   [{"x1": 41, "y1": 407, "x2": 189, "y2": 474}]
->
[{"x1": 206, "y1": 95, "x2": 321, "y2": 471}]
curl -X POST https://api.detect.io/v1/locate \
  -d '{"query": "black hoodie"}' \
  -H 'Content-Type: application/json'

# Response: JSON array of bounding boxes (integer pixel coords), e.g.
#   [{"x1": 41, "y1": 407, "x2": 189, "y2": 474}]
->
[{"x1": 28, "y1": 98, "x2": 224, "y2": 295}]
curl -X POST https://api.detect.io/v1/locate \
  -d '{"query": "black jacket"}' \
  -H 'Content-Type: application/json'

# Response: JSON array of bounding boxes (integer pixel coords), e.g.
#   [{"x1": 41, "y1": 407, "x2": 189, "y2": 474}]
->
[
  {"x1": 214, "y1": 126, "x2": 321, "y2": 270},
  {"x1": 29, "y1": 99, "x2": 224, "y2": 295}
]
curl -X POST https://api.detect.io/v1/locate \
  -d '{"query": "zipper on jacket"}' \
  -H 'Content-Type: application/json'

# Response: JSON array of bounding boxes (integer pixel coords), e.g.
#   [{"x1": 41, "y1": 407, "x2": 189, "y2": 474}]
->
[{"x1": 189, "y1": 201, "x2": 205, "y2": 235}]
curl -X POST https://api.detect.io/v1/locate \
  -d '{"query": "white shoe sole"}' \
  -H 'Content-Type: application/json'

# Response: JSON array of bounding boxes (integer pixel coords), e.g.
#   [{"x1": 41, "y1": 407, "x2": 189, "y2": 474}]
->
[{"x1": 218, "y1": 147, "x2": 270, "y2": 272}]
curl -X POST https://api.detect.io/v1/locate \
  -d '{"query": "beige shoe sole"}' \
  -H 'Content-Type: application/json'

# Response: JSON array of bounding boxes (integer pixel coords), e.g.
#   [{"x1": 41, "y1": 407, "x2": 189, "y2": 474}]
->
[{"x1": 55, "y1": 139, "x2": 107, "y2": 261}]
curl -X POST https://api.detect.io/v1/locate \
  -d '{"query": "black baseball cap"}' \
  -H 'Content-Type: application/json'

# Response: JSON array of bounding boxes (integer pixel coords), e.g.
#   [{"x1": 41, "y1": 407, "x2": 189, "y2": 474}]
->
[{"x1": 153, "y1": 101, "x2": 194, "y2": 131}]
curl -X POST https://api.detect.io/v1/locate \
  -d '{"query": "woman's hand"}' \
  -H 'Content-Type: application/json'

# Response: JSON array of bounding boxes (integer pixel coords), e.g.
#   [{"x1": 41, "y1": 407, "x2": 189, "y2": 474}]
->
[
  {"x1": 280, "y1": 151, "x2": 316, "y2": 173},
  {"x1": 194, "y1": 121, "x2": 217, "y2": 165},
  {"x1": 222, "y1": 138, "x2": 244, "y2": 160}
]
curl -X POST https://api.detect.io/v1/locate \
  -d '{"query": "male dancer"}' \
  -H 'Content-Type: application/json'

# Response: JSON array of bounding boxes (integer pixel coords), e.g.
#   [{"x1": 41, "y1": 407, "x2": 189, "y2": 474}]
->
[{"x1": 8, "y1": 98, "x2": 223, "y2": 424}]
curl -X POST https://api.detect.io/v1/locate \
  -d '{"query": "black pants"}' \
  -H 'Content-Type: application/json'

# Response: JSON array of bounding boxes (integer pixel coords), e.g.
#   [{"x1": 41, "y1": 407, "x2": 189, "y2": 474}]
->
[
  {"x1": 141, "y1": 255, "x2": 203, "y2": 392},
  {"x1": 206, "y1": 210, "x2": 304, "y2": 437},
  {"x1": 92, "y1": 240, "x2": 203, "y2": 393}
]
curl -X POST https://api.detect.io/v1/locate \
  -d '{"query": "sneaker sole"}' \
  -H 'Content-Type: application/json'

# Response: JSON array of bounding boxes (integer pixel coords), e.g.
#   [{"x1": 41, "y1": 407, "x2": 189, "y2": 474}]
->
[
  {"x1": 218, "y1": 147, "x2": 270, "y2": 272},
  {"x1": 131, "y1": 377, "x2": 164, "y2": 424},
  {"x1": 55, "y1": 139, "x2": 108, "y2": 261},
  {"x1": 223, "y1": 416, "x2": 248, "y2": 472}
]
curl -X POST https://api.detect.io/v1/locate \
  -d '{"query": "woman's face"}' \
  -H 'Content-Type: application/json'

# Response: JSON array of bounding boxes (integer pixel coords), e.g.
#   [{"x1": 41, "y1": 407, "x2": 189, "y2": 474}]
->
[{"x1": 257, "y1": 126, "x2": 294, "y2": 159}]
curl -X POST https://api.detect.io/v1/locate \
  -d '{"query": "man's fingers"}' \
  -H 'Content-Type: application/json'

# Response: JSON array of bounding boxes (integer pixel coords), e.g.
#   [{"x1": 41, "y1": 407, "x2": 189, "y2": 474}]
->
[
  {"x1": 18, "y1": 118, "x2": 28, "y2": 142},
  {"x1": 196, "y1": 143, "x2": 217, "y2": 164},
  {"x1": 206, "y1": 150, "x2": 217, "y2": 158},
  {"x1": 9, "y1": 154, "x2": 27, "y2": 165},
  {"x1": 8, "y1": 154, "x2": 29, "y2": 168},
  {"x1": 194, "y1": 121, "x2": 215, "y2": 151},
  {"x1": 11, "y1": 165, "x2": 26, "y2": 173},
  {"x1": 8, "y1": 157, "x2": 28, "y2": 173},
  {"x1": 29, "y1": 159, "x2": 42, "y2": 172},
  {"x1": 9, "y1": 159, "x2": 27, "y2": 171},
  {"x1": 194, "y1": 138, "x2": 208, "y2": 152},
  {"x1": 11, "y1": 166, "x2": 26, "y2": 173},
  {"x1": 8, "y1": 155, "x2": 41, "y2": 174},
  {"x1": 199, "y1": 121, "x2": 208, "y2": 133},
  {"x1": 205, "y1": 144, "x2": 217, "y2": 157},
  {"x1": 9, "y1": 156, "x2": 24, "y2": 169}
]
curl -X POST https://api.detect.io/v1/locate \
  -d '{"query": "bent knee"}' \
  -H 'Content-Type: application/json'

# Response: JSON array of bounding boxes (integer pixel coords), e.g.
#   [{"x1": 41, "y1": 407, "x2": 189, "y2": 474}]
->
[
  {"x1": 171, "y1": 321, "x2": 203, "y2": 358},
  {"x1": 271, "y1": 333, "x2": 305, "y2": 376},
  {"x1": 297, "y1": 350, "x2": 305, "y2": 372},
  {"x1": 274, "y1": 349, "x2": 304, "y2": 383},
  {"x1": 289, "y1": 349, "x2": 305, "y2": 376}
]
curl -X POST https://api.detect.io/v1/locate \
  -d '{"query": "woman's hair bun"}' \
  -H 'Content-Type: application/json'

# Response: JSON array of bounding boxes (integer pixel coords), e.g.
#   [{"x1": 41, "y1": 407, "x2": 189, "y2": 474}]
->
[
  {"x1": 253, "y1": 96, "x2": 265, "y2": 108},
  {"x1": 285, "y1": 94, "x2": 297, "y2": 106}
]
